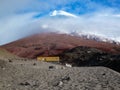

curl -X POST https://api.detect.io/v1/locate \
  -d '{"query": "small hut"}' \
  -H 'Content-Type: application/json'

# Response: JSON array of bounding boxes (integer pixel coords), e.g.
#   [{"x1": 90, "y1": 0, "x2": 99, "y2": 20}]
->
[{"x1": 37, "y1": 56, "x2": 60, "y2": 62}]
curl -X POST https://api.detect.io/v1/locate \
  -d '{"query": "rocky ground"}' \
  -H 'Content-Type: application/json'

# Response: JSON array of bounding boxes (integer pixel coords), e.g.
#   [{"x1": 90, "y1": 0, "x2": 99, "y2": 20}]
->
[{"x1": 0, "y1": 59, "x2": 120, "y2": 90}]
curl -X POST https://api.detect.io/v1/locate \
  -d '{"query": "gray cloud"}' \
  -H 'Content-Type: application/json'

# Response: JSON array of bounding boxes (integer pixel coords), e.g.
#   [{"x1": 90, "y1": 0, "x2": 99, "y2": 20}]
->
[
  {"x1": 0, "y1": 0, "x2": 73, "y2": 18},
  {"x1": 0, "y1": 12, "x2": 38, "y2": 45}
]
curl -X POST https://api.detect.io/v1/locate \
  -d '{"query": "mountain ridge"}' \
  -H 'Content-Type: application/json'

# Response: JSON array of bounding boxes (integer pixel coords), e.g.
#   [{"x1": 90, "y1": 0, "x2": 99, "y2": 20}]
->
[{"x1": 2, "y1": 32, "x2": 120, "y2": 59}]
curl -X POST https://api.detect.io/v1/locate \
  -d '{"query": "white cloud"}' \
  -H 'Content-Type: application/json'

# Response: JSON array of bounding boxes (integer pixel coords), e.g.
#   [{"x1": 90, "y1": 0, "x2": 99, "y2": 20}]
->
[
  {"x1": 37, "y1": 11, "x2": 120, "y2": 42},
  {"x1": 0, "y1": 0, "x2": 120, "y2": 45},
  {"x1": 0, "y1": 9, "x2": 120, "y2": 45}
]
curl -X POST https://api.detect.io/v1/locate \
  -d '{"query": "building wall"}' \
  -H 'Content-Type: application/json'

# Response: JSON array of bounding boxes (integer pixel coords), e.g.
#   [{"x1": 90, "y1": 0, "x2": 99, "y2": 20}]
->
[{"x1": 37, "y1": 57, "x2": 60, "y2": 62}]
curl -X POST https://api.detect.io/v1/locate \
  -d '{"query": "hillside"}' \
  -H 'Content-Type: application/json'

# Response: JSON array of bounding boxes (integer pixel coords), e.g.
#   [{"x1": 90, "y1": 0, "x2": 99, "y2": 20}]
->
[
  {"x1": 2, "y1": 33, "x2": 120, "y2": 59},
  {"x1": 0, "y1": 47, "x2": 19, "y2": 60}
]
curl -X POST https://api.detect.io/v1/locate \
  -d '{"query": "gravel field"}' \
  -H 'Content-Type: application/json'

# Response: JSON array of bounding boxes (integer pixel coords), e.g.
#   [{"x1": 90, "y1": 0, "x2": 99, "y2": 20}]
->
[{"x1": 0, "y1": 59, "x2": 120, "y2": 90}]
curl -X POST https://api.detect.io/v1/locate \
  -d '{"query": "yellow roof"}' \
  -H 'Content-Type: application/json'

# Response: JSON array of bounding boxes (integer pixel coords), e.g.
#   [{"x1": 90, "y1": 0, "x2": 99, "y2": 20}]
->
[{"x1": 37, "y1": 56, "x2": 60, "y2": 62}]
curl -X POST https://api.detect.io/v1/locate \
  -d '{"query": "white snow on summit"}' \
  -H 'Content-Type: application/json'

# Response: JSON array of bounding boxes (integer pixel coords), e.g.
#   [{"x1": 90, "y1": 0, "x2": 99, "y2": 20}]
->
[
  {"x1": 50, "y1": 10, "x2": 78, "y2": 18},
  {"x1": 70, "y1": 31, "x2": 120, "y2": 45}
]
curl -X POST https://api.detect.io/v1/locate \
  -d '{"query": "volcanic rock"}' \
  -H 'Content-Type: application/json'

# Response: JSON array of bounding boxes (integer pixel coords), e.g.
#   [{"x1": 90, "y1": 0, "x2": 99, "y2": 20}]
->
[{"x1": 59, "y1": 46, "x2": 120, "y2": 72}]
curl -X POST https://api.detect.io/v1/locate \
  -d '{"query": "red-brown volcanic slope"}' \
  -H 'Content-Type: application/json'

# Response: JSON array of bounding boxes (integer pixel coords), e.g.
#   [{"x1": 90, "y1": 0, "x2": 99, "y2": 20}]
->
[{"x1": 2, "y1": 33, "x2": 120, "y2": 59}]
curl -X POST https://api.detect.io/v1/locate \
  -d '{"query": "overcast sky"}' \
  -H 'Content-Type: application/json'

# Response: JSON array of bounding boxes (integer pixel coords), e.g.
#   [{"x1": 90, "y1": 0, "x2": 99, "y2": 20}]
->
[{"x1": 0, "y1": 0, "x2": 120, "y2": 45}]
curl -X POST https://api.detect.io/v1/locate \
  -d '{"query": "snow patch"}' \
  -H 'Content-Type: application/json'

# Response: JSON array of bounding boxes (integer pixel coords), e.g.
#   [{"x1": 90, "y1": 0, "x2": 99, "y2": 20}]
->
[
  {"x1": 50, "y1": 10, "x2": 78, "y2": 18},
  {"x1": 70, "y1": 31, "x2": 120, "y2": 45}
]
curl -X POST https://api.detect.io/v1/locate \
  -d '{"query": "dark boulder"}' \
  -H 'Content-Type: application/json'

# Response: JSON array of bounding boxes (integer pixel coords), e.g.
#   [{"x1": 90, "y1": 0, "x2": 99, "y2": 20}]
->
[{"x1": 59, "y1": 46, "x2": 120, "y2": 72}]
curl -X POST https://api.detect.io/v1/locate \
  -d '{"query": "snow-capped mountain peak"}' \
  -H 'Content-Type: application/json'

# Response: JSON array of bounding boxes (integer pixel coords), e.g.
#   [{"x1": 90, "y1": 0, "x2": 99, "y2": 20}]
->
[{"x1": 50, "y1": 10, "x2": 78, "y2": 18}]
